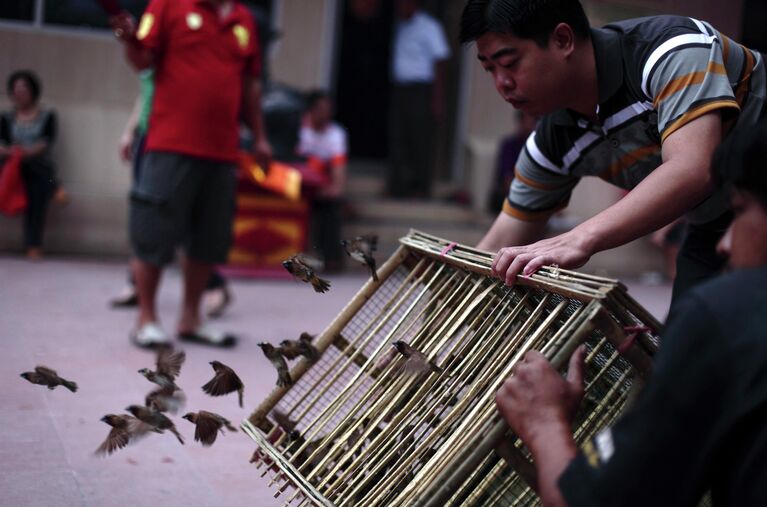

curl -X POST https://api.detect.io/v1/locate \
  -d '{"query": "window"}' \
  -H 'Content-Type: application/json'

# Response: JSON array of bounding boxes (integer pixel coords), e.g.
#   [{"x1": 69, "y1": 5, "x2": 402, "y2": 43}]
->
[
  {"x1": 1, "y1": 0, "x2": 272, "y2": 32},
  {"x1": 0, "y1": 1, "x2": 35, "y2": 23},
  {"x1": 45, "y1": 1, "x2": 148, "y2": 30}
]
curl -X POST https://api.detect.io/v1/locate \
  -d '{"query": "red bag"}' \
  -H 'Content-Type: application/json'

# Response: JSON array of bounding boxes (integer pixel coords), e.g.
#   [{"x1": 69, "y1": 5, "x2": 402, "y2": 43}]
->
[{"x1": 0, "y1": 149, "x2": 27, "y2": 215}]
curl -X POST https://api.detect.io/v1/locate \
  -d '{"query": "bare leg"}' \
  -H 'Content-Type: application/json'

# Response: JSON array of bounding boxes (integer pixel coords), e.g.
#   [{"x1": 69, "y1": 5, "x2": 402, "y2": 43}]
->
[
  {"x1": 132, "y1": 259, "x2": 162, "y2": 327},
  {"x1": 178, "y1": 256, "x2": 213, "y2": 334}
]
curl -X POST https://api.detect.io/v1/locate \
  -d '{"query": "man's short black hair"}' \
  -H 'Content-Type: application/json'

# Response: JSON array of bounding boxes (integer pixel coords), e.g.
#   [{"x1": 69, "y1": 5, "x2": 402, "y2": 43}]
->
[
  {"x1": 460, "y1": 0, "x2": 590, "y2": 48},
  {"x1": 712, "y1": 120, "x2": 767, "y2": 209},
  {"x1": 7, "y1": 70, "x2": 41, "y2": 102},
  {"x1": 305, "y1": 89, "x2": 330, "y2": 111}
]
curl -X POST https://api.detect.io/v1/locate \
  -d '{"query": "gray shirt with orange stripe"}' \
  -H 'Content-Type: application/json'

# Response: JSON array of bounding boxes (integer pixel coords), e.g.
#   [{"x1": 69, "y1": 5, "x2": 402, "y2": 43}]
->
[{"x1": 506, "y1": 15, "x2": 766, "y2": 225}]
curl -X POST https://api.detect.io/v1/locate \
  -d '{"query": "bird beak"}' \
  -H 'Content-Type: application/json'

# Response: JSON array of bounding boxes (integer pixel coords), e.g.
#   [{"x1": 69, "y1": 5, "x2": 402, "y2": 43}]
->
[
  {"x1": 100, "y1": 415, "x2": 109, "y2": 422},
  {"x1": 209, "y1": 361, "x2": 214, "y2": 365}
]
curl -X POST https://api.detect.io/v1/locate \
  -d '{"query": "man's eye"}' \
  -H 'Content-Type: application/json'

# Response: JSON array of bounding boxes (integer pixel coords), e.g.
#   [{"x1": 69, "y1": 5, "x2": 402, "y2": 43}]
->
[{"x1": 502, "y1": 60, "x2": 518, "y2": 69}]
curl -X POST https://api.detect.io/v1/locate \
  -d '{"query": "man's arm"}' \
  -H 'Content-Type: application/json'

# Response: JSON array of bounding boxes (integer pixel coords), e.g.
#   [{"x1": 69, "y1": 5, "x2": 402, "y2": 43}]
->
[
  {"x1": 476, "y1": 212, "x2": 548, "y2": 253},
  {"x1": 110, "y1": 13, "x2": 154, "y2": 70},
  {"x1": 492, "y1": 111, "x2": 722, "y2": 284},
  {"x1": 242, "y1": 76, "x2": 272, "y2": 168},
  {"x1": 496, "y1": 348, "x2": 586, "y2": 507}
]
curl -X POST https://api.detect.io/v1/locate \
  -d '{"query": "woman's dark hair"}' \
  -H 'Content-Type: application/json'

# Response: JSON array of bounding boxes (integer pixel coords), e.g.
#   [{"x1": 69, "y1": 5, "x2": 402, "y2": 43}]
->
[
  {"x1": 460, "y1": 0, "x2": 590, "y2": 47},
  {"x1": 7, "y1": 70, "x2": 41, "y2": 102},
  {"x1": 712, "y1": 120, "x2": 767, "y2": 209}
]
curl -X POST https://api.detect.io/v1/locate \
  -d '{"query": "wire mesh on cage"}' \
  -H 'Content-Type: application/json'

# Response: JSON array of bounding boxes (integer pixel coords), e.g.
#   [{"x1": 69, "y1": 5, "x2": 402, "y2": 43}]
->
[{"x1": 242, "y1": 230, "x2": 661, "y2": 507}]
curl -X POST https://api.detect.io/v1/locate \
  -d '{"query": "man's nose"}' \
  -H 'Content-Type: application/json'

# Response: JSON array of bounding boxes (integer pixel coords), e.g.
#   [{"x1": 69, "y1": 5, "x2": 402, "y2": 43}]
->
[{"x1": 716, "y1": 225, "x2": 732, "y2": 259}]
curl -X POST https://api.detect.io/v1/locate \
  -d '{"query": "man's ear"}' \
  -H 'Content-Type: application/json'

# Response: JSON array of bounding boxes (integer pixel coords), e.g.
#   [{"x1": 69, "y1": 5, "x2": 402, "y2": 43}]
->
[{"x1": 550, "y1": 22, "x2": 576, "y2": 57}]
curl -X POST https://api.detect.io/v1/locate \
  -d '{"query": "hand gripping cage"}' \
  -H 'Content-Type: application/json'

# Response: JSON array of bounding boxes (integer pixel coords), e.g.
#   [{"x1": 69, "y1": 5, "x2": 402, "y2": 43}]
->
[{"x1": 243, "y1": 230, "x2": 661, "y2": 506}]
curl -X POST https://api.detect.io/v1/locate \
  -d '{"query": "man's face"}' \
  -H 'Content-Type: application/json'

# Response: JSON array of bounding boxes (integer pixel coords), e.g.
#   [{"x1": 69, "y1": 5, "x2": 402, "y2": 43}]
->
[
  {"x1": 475, "y1": 31, "x2": 569, "y2": 116},
  {"x1": 717, "y1": 190, "x2": 767, "y2": 269}
]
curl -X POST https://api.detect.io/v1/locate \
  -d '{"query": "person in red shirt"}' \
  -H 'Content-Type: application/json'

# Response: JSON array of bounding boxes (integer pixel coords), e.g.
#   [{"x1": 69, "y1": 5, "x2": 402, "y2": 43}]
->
[{"x1": 111, "y1": 0, "x2": 271, "y2": 348}]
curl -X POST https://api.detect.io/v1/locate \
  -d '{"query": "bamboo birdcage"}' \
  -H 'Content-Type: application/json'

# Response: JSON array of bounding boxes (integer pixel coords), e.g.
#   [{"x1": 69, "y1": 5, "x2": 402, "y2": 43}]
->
[{"x1": 243, "y1": 230, "x2": 661, "y2": 507}]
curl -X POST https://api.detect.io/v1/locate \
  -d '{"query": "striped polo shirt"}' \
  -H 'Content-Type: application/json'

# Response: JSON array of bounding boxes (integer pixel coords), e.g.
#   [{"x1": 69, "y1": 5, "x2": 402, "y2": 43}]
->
[{"x1": 505, "y1": 15, "x2": 767, "y2": 224}]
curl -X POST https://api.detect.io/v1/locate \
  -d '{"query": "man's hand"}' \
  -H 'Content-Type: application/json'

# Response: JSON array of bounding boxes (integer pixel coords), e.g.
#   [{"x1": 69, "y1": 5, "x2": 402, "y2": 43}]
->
[
  {"x1": 109, "y1": 12, "x2": 136, "y2": 42},
  {"x1": 118, "y1": 130, "x2": 135, "y2": 163},
  {"x1": 252, "y1": 136, "x2": 273, "y2": 173},
  {"x1": 496, "y1": 346, "x2": 586, "y2": 444},
  {"x1": 491, "y1": 230, "x2": 594, "y2": 285}
]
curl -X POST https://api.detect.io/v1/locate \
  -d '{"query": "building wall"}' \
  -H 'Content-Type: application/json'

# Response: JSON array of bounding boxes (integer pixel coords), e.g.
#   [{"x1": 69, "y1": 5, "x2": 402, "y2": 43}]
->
[
  {"x1": 0, "y1": 1, "x2": 335, "y2": 256},
  {"x1": 0, "y1": 28, "x2": 136, "y2": 255}
]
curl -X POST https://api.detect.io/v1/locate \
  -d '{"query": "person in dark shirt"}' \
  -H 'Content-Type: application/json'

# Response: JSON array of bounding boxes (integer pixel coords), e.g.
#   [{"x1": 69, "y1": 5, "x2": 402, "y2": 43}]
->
[
  {"x1": 0, "y1": 70, "x2": 68, "y2": 260},
  {"x1": 495, "y1": 120, "x2": 767, "y2": 507}
]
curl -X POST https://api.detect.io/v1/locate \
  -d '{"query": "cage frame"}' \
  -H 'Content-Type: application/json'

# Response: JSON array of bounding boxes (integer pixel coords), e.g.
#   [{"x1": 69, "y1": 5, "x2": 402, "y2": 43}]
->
[{"x1": 244, "y1": 230, "x2": 661, "y2": 506}]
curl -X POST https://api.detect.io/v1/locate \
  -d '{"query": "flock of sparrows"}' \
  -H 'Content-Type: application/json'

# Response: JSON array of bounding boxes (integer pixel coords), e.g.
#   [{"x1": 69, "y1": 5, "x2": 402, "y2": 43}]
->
[
  {"x1": 20, "y1": 349, "x2": 251, "y2": 455},
  {"x1": 18, "y1": 234, "x2": 444, "y2": 468},
  {"x1": 282, "y1": 234, "x2": 379, "y2": 293}
]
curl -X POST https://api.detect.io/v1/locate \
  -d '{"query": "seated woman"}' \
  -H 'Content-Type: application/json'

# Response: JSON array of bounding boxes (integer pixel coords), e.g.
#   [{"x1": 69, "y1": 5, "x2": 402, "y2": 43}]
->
[{"x1": 0, "y1": 70, "x2": 67, "y2": 260}]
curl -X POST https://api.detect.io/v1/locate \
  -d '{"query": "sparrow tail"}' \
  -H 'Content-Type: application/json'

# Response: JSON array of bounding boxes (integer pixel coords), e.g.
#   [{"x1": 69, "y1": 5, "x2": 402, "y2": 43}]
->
[{"x1": 62, "y1": 379, "x2": 78, "y2": 393}]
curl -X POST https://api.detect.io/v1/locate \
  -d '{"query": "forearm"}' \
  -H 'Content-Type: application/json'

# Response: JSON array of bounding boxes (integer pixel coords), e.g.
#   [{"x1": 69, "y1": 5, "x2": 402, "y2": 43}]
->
[
  {"x1": 527, "y1": 423, "x2": 577, "y2": 507},
  {"x1": 19, "y1": 142, "x2": 47, "y2": 159},
  {"x1": 243, "y1": 79, "x2": 267, "y2": 143},
  {"x1": 573, "y1": 158, "x2": 714, "y2": 256},
  {"x1": 124, "y1": 40, "x2": 154, "y2": 70},
  {"x1": 477, "y1": 212, "x2": 547, "y2": 252}
]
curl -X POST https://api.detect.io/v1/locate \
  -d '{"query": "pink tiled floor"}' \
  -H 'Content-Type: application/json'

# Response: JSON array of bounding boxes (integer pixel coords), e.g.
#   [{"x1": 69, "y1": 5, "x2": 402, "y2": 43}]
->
[{"x1": 0, "y1": 255, "x2": 672, "y2": 507}]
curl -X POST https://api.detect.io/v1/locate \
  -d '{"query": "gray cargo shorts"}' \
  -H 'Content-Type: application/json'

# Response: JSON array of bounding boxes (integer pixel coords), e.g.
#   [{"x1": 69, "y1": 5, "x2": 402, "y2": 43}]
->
[{"x1": 129, "y1": 151, "x2": 236, "y2": 266}]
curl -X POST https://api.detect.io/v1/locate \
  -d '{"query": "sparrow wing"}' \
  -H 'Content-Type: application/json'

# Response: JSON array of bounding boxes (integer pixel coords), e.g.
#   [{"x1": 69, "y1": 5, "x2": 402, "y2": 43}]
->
[
  {"x1": 157, "y1": 349, "x2": 185, "y2": 379},
  {"x1": 95, "y1": 427, "x2": 130, "y2": 455},
  {"x1": 201, "y1": 367, "x2": 243, "y2": 397},
  {"x1": 34, "y1": 365, "x2": 59, "y2": 380},
  {"x1": 195, "y1": 412, "x2": 221, "y2": 446}
]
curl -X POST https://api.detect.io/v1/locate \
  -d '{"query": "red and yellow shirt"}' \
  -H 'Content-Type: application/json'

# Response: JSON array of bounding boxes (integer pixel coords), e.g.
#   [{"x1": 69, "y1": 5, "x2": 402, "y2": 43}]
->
[{"x1": 137, "y1": 0, "x2": 260, "y2": 162}]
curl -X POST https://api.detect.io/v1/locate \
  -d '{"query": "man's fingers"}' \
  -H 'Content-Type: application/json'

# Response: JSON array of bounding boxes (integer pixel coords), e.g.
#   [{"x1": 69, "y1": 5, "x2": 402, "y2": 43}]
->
[
  {"x1": 505, "y1": 253, "x2": 534, "y2": 286},
  {"x1": 521, "y1": 255, "x2": 547, "y2": 277},
  {"x1": 566, "y1": 345, "x2": 586, "y2": 388}
]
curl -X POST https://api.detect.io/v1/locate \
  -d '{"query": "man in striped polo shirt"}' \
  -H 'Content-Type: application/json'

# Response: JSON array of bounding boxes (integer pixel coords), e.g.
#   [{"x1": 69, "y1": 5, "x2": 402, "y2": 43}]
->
[{"x1": 461, "y1": 0, "x2": 766, "y2": 304}]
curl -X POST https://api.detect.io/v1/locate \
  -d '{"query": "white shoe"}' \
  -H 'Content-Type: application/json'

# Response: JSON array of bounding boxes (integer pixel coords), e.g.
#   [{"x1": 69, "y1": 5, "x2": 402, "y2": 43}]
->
[{"x1": 131, "y1": 322, "x2": 172, "y2": 349}]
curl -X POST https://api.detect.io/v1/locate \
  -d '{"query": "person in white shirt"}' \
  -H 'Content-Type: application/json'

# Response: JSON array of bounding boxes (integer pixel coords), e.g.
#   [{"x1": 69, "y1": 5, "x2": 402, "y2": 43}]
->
[
  {"x1": 298, "y1": 90, "x2": 348, "y2": 271},
  {"x1": 389, "y1": 0, "x2": 451, "y2": 198}
]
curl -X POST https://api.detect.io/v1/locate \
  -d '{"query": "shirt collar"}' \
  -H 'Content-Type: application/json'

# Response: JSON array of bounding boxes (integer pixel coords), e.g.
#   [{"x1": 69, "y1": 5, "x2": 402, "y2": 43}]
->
[
  {"x1": 591, "y1": 26, "x2": 624, "y2": 105},
  {"x1": 193, "y1": 0, "x2": 244, "y2": 26}
]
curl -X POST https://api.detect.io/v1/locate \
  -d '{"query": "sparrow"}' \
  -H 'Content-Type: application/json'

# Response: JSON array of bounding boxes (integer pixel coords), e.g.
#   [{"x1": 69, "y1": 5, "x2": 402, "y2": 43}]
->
[
  {"x1": 126, "y1": 405, "x2": 184, "y2": 445},
  {"x1": 145, "y1": 385, "x2": 186, "y2": 414},
  {"x1": 20, "y1": 366, "x2": 77, "y2": 392},
  {"x1": 94, "y1": 414, "x2": 159, "y2": 456},
  {"x1": 341, "y1": 235, "x2": 378, "y2": 281},
  {"x1": 201, "y1": 360, "x2": 245, "y2": 408},
  {"x1": 258, "y1": 342, "x2": 292, "y2": 387},
  {"x1": 282, "y1": 254, "x2": 331, "y2": 293},
  {"x1": 271, "y1": 408, "x2": 301, "y2": 441},
  {"x1": 181, "y1": 411, "x2": 237, "y2": 447},
  {"x1": 138, "y1": 348, "x2": 185, "y2": 391},
  {"x1": 392, "y1": 341, "x2": 443, "y2": 375},
  {"x1": 279, "y1": 332, "x2": 320, "y2": 362}
]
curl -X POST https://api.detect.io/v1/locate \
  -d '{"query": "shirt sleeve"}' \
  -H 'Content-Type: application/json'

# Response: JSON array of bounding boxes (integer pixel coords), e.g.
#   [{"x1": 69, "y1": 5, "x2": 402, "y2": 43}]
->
[
  {"x1": 645, "y1": 30, "x2": 740, "y2": 142},
  {"x1": 135, "y1": 0, "x2": 167, "y2": 52},
  {"x1": 503, "y1": 132, "x2": 579, "y2": 222},
  {"x1": 558, "y1": 293, "x2": 729, "y2": 507},
  {"x1": 427, "y1": 18, "x2": 450, "y2": 61},
  {"x1": 243, "y1": 14, "x2": 262, "y2": 78}
]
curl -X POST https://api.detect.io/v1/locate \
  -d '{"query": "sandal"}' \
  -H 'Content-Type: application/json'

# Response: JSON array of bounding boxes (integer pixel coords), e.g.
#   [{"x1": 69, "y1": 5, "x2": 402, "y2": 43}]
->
[
  {"x1": 178, "y1": 324, "x2": 237, "y2": 348},
  {"x1": 131, "y1": 322, "x2": 172, "y2": 349}
]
